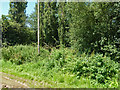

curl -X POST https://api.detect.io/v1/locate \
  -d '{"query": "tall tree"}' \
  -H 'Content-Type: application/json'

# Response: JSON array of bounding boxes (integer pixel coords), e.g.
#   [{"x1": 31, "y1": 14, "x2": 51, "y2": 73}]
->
[
  {"x1": 43, "y1": 2, "x2": 59, "y2": 46},
  {"x1": 2, "y1": 1, "x2": 28, "y2": 45},
  {"x1": 27, "y1": 2, "x2": 46, "y2": 46},
  {"x1": 9, "y1": 1, "x2": 27, "y2": 27},
  {"x1": 58, "y1": 2, "x2": 70, "y2": 47},
  {"x1": 68, "y1": 2, "x2": 120, "y2": 52},
  {"x1": 27, "y1": 2, "x2": 59, "y2": 46}
]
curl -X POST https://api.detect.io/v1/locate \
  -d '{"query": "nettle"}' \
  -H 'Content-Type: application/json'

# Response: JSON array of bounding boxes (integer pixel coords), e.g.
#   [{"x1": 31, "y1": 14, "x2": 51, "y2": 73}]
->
[{"x1": 74, "y1": 54, "x2": 119, "y2": 83}]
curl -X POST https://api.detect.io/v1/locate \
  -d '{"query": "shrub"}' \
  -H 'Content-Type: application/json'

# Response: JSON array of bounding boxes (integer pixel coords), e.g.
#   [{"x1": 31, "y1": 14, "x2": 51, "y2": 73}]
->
[
  {"x1": 101, "y1": 44, "x2": 120, "y2": 62},
  {"x1": 2, "y1": 45, "x2": 49, "y2": 65},
  {"x1": 74, "y1": 54, "x2": 119, "y2": 84}
]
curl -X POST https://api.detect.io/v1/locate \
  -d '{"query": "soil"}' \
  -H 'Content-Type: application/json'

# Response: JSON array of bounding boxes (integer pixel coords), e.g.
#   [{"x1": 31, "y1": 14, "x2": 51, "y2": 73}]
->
[
  {"x1": 0, "y1": 72, "x2": 52, "y2": 89},
  {"x1": 0, "y1": 72, "x2": 29, "y2": 88}
]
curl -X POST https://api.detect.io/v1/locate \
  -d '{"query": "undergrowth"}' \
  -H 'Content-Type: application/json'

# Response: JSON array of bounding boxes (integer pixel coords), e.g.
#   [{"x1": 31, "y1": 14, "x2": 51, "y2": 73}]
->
[{"x1": 1, "y1": 45, "x2": 119, "y2": 88}]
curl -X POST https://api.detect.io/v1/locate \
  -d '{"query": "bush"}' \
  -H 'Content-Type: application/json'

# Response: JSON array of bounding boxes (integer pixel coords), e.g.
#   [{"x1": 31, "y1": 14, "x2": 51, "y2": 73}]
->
[
  {"x1": 2, "y1": 27, "x2": 36, "y2": 46},
  {"x1": 101, "y1": 44, "x2": 120, "y2": 62},
  {"x1": 74, "y1": 54, "x2": 119, "y2": 84},
  {"x1": 2, "y1": 45, "x2": 49, "y2": 65},
  {"x1": 46, "y1": 48, "x2": 77, "y2": 70}
]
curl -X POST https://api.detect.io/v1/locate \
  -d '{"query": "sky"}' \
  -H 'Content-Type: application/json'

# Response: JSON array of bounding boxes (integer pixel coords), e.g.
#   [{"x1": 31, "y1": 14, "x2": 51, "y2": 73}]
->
[{"x1": 0, "y1": 0, "x2": 37, "y2": 18}]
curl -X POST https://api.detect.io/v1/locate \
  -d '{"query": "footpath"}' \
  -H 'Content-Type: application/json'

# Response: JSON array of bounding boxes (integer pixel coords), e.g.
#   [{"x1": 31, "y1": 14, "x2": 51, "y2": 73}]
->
[{"x1": 0, "y1": 72, "x2": 29, "y2": 88}]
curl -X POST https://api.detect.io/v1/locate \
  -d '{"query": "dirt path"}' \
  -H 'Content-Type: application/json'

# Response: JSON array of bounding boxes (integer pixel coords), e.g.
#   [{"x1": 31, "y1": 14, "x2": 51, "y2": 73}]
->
[
  {"x1": 0, "y1": 72, "x2": 52, "y2": 88},
  {"x1": 0, "y1": 72, "x2": 29, "y2": 88},
  {"x1": 2, "y1": 76, "x2": 28, "y2": 88}
]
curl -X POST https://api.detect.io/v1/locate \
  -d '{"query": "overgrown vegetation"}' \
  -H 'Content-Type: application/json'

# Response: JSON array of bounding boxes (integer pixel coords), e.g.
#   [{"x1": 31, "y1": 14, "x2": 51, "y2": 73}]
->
[
  {"x1": 2, "y1": 45, "x2": 49, "y2": 64},
  {"x1": 1, "y1": 1, "x2": 119, "y2": 88},
  {"x1": 2, "y1": 45, "x2": 119, "y2": 88},
  {"x1": 2, "y1": 2, "x2": 120, "y2": 62}
]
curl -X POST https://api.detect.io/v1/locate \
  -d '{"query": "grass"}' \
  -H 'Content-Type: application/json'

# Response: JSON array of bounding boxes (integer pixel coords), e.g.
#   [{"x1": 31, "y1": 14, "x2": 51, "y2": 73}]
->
[
  {"x1": 1, "y1": 60, "x2": 93, "y2": 88},
  {"x1": 1, "y1": 45, "x2": 119, "y2": 88}
]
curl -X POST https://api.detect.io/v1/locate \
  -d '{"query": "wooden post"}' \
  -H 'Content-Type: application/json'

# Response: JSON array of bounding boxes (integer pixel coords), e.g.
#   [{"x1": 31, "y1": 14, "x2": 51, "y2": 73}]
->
[{"x1": 38, "y1": 0, "x2": 40, "y2": 54}]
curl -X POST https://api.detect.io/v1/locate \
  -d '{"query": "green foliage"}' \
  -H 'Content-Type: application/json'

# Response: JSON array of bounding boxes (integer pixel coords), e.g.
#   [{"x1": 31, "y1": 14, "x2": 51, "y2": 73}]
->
[
  {"x1": 2, "y1": 2, "x2": 119, "y2": 59},
  {"x1": 43, "y1": 2, "x2": 59, "y2": 46},
  {"x1": 0, "y1": 18, "x2": 2, "y2": 47},
  {"x1": 27, "y1": 2, "x2": 70, "y2": 47},
  {"x1": 58, "y1": 2, "x2": 70, "y2": 47},
  {"x1": 2, "y1": 45, "x2": 49, "y2": 65},
  {"x1": 68, "y1": 2, "x2": 119, "y2": 53},
  {"x1": 1, "y1": 2, "x2": 36, "y2": 45},
  {"x1": 1, "y1": 2, "x2": 120, "y2": 88},
  {"x1": 74, "y1": 54, "x2": 119, "y2": 84},
  {"x1": 1, "y1": 59, "x2": 94, "y2": 88},
  {"x1": 101, "y1": 44, "x2": 120, "y2": 62},
  {"x1": 27, "y1": 2, "x2": 59, "y2": 46},
  {"x1": 2, "y1": 45, "x2": 119, "y2": 87},
  {"x1": 9, "y1": 1, "x2": 28, "y2": 27},
  {"x1": 2, "y1": 18, "x2": 36, "y2": 45}
]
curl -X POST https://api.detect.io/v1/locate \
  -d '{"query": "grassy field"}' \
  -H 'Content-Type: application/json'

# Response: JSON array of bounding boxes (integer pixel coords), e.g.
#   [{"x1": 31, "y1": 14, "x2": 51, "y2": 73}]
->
[{"x1": 1, "y1": 45, "x2": 119, "y2": 88}]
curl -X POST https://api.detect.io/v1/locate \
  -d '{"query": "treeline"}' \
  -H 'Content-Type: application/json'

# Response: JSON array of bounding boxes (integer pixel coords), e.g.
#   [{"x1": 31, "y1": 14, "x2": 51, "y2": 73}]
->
[{"x1": 2, "y1": 2, "x2": 120, "y2": 62}]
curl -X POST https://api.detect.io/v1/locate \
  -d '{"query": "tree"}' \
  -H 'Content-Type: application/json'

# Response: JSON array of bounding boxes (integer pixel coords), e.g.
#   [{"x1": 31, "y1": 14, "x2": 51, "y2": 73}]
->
[
  {"x1": 9, "y1": 1, "x2": 27, "y2": 27},
  {"x1": 68, "y1": 2, "x2": 119, "y2": 53},
  {"x1": 0, "y1": 18, "x2": 2, "y2": 47},
  {"x1": 68, "y1": 2, "x2": 91, "y2": 51},
  {"x1": 58, "y1": 2, "x2": 70, "y2": 47},
  {"x1": 27, "y1": 9, "x2": 37, "y2": 31},
  {"x1": 43, "y1": 2, "x2": 59, "y2": 46},
  {"x1": 2, "y1": 1, "x2": 29, "y2": 45}
]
